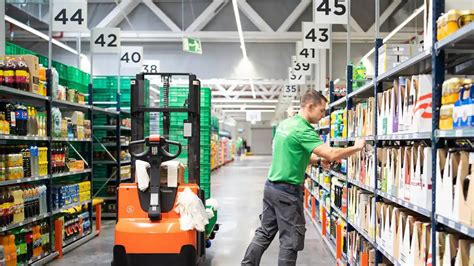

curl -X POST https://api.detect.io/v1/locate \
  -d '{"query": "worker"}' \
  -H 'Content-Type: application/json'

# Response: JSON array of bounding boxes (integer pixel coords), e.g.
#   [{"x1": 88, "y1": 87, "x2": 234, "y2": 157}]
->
[{"x1": 241, "y1": 90, "x2": 365, "y2": 266}]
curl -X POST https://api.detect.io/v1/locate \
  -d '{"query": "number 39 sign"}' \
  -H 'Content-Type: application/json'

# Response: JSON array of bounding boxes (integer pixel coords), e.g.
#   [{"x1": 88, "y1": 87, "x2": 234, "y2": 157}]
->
[{"x1": 52, "y1": 0, "x2": 88, "y2": 32}]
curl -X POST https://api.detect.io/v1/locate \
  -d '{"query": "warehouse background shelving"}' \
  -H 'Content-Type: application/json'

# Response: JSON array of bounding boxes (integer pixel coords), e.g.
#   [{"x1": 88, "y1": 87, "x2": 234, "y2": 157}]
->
[{"x1": 303, "y1": 1, "x2": 474, "y2": 266}]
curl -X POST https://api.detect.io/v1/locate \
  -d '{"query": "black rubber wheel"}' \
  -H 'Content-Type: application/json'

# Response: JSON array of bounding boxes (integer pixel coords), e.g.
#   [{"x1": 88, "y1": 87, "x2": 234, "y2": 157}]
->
[
  {"x1": 112, "y1": 245, "x2": 128, "y2": 266},
  {"x1": 209, "y1": 231, "x2": 216, "y2": 240},
  {"x1": 214, "y1": 224, "x2": 220, "y2": 231}
]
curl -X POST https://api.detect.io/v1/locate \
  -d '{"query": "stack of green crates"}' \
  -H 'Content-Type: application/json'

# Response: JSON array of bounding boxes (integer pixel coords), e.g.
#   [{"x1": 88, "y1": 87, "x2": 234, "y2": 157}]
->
[{"x1": 159, "y1": 87, "x2": 212, "y2": 199}]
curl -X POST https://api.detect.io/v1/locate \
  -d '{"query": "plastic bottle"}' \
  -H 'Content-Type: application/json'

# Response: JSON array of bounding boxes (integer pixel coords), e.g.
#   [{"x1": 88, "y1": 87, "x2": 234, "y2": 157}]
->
[
  {"x1": 15, "y1": 58, "x2": 30, "y2": 92},
  {"x1": 5, "y1": 104, "x2": 16, "y2": 136},
  {"x1": 32, "y1": 108, "x2": 38, "y2": 136},
  {"x1": 6, "y1": 234, "x2": 16, "y2": 266},
  {"x1": 0, "y1": 58, "x2": 5, "y2": 86},
  {"x1": 40, "y1": 222, "x2": 49, "y2": 253},
  {"x1": 11, "y1": 189, "x2": 23, "y2": 224},
  {"x1": 0, "y1": 236, "x2": 9, "y2": 266},
  {"x1": 21, "y1": 147, "x2": 31, "y2": 178},
  {"x1": 0, "y1": 245, "x2": 6, "y2": 266},
  {"x1": 25, "y1": 227, "x2": 32, "y2": 261},
  {"x1": 32, "y1": 226, "x2": 41, "y2": 257},
  {"x1": 3, "y1": 58, "x2": 16, "y2": 89},
  {"x1": 5, "y1": 192, "x2": 13, "y2": 226},
  {"x1": 17, "y1": 229, "x2": 26, "y2": 265}
]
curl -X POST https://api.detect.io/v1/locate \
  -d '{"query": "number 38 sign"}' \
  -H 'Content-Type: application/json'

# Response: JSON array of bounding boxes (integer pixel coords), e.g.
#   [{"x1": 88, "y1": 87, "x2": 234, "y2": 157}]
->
[{"x1": 52, "y1": 0, "x2": 88, "y2": 32}]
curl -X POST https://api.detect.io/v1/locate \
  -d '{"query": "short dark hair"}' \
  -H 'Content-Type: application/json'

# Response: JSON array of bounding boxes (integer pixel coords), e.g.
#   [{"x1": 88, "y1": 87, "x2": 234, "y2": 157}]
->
[{"x1": 300, "y1": 90, "x2": 328, "y2": 108}]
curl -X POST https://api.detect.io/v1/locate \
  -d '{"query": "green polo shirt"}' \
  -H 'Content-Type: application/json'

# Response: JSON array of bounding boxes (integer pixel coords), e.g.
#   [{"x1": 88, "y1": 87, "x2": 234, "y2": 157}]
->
[{"x1": 268, "y1": 115, "x2": 324, "y2": 185}]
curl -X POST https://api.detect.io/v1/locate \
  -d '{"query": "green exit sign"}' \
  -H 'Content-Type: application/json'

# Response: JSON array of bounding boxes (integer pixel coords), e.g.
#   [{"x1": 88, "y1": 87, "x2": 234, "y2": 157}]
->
[{"x1": 183, "y1": 37, "x2": 202, "y2": 54}]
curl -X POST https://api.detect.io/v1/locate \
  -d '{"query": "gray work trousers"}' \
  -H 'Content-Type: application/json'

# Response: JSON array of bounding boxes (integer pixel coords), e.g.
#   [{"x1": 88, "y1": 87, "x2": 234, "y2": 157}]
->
[{"x1": 242, "y1": 180, "x2": 306, "y2": 266}]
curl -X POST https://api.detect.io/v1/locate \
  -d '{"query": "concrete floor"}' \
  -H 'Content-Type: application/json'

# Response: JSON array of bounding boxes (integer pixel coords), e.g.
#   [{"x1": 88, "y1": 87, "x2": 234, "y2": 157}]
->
[{"x1": 49, "y1": 156, "x2": 335, "y2": 266}]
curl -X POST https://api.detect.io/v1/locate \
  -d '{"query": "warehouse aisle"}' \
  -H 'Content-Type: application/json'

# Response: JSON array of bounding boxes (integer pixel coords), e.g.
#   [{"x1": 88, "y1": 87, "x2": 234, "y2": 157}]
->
[{"x1": 49, "y1": 156, "x2": 335, "y2": 265}]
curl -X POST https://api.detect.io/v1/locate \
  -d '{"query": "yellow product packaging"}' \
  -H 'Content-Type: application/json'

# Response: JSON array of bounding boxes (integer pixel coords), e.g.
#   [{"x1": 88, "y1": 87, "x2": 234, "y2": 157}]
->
[{"x1": 439, "y1": 104, "x2": 454, "y2": 130}]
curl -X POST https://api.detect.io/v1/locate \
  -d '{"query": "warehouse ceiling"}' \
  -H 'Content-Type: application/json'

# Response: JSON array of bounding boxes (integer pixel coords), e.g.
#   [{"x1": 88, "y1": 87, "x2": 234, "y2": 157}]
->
[{"x1": 4, "y1": 0, "x2": 425, "y2": 122}]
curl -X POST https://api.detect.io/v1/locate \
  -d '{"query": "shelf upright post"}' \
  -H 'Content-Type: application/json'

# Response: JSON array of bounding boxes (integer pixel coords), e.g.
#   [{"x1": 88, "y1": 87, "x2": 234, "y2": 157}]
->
[
  {"x1": 431, "y1": 0, "x2": 445, "y2": 265},
  {"x1": 88, "y1": 77, "x2": 95, "y2": 227},
  {"x1": 116, "y1": 70, "x2": 121, "y2": 220},
  {"x1": 373, "y1": 36, "x2": 383, "y2": 266},
  {"x1": 47, "y1": 0, "x2": 54, "y2": 256}
]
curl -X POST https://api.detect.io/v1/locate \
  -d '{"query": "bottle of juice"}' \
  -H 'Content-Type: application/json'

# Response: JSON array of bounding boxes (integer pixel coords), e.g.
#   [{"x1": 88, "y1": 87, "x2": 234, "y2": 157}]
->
[
  {"x1": 0, "y1": 245, "x2": 6, "y2": 266},
  {"x1": 0, "y1": 58, "x2": 5, "y2": 86},
  {"x1": 0, "y1": 235, "x2": 10, "y2": 266},
  {"x1": 3, "y1": 58, "x2": 16, "y2": 89},
  {"x1": 25, "y1": 227, "x2": 32, "y2": 261},
  {"x1": 11, "y1": 189, "x2": 23, "y2": 224},
  {"x1": 15, "y1": 58, "x2": 30, "y2": 92},
  {"x1": 17, "y1": 229, "x2": 26, "y2": 265},
  {"x1": 5, "y1": 103, "x2": 16, "y2": 136},
  {"x1": 32, "y1": 225, "x2": 41, "y2": 257},
  {"x1": 7, "y1": 234, "x2": 16, "y2": 266}
]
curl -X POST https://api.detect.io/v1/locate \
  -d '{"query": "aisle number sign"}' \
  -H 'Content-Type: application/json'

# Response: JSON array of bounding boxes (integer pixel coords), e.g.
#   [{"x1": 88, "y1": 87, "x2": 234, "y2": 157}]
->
[
  {"x1": 292, "y1": 56, "x2": 312, "y2": 76},
  {"x1": 313, "y1": 0, "x2": 348, "y2": 24},
  {"x1": 52, "y1": 0, "x2": 88, "y2": 32},
  {"x1": 246, "y1": 111, "x2": 261, "y2": 122},
  {"x1": 120, "y1": 46, "x2": 143, "y2": 76},
  {"x1": 296, "y1": 41, "x2": 319, "y2": 64},
  {"x1": 283, "y1": 85, "x2": 298, "y2": 98},
  {"x1": 289, "y1": 67, "x2": 305, "y2": 85},
  {"x1": 302, "y1": 22, "x2": 331, "y2": 49},
  {"x1": 91, "y1": 28, "x2": 121, "y2": 53},
  {"x1": 142, "y1": 60, "x2": 161, "y2": 73},
  {"x1": 183, "y1": 37, "x2": 203, "y2": 54}
]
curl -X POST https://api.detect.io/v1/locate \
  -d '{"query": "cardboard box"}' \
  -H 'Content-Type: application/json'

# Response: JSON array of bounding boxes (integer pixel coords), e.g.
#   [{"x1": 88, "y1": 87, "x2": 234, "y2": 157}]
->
[
  {"x1": 436, "y1": 150, "x2": 459, "y2": 219},
  {"x1": 11, "y1": 55, "x2": 40, "y2": 94},
  {"x1": 453, "y1": 152, "x2": 474, "y2": 226},
  {"x1": 411, "y1": 146, "x2": 432, "y2": 210},
  {"x1": 413, "y1": 75, "x2": 433, "y2": 133}
]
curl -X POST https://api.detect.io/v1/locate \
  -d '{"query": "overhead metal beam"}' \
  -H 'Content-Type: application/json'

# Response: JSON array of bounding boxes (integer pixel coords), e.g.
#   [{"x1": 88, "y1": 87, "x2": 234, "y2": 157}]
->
[
  {"x1": 342, "y1": 16, "x2": 365, "y2": 33},
  {"x1": 368, "y1": 0, "x2": 404, "y2": 33},
  {"x1": 278, "y1": 0, "x2": 311, "y2": 32},
  {"x1": 95, "y1": 0, "x2": 140, "y2": 28},
  {"x1": 143, "y1": 0, "x2": 181, "y2": 32},
  {"x1": 237, "y1": 0, "x2": 273, "y2": 32},
  {"x1": 61, "y1": 31, "x2": 415, "y2": 43},
  {"x1": 186, "y1": 0, "x2": 227, "y2": 32}
]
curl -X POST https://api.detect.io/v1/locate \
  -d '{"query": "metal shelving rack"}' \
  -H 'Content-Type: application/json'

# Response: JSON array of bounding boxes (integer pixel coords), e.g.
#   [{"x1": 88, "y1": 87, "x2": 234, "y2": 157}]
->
[
  {"x1": 0, "y1": 76, "x2": 94, "y2": 264},
  {"x1": 304, "y1": 1, "x2": 474, "y2": 265},
  {"x1": 91, "y1": 87, "x2": 123, "y2": 219}
]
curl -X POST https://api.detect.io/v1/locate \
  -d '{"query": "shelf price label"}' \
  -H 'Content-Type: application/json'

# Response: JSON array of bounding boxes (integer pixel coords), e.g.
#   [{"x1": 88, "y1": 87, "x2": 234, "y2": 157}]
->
[
  {"x1": 296, "y1": 41, "x2": 319, "y2": 64},
  {"x1": 288, "y1": 67, "x2": 305, "y2": 85},
  {"x1": 292, "y1": 56, "x2": 312, "y2": 76},
  {"x1": 91, "y1": 28, "x2": 121, "y2": 53},
  {"x1": 142, "y1": 60, "x2": 161, "y2": 73},
  {"x1": 52, "y1": 0, "x2": 88, "y2": 32},
  {"x1": 302, "y1": 22, "x2": 331, "y2": 49},
  {"x1": 120, "y1": 46, "x2": 143, "y2": 76},
  {"x1": 313, "y1": 0, "x2": 348, "y2": 24}
]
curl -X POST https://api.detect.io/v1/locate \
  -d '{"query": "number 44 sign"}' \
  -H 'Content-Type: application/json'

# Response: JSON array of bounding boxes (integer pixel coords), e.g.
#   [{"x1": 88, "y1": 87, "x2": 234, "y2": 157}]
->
[{"x1": 52, "y1": 0, "x2": 88, "y2": 32}]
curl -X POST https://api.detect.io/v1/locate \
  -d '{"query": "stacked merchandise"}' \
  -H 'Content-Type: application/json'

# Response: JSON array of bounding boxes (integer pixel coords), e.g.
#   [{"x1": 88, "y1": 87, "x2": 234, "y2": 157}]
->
[
  {"x1": 52, "y1": 181, "x2": 91, "y2": 210},
  {"x1": 436, "y1": 232, "x2": 474, "y2": 265},
  {"x1": 377, "y1": 144, "x2": 432, "y2": 211},
  {"x1": 347, "y1": 231, "x2": 376, "y2": 265},
  {"x1": 347, "y1": 187, "x2": 375, "y2": 240},
  {"x1": 51, "y1": 109, "x2": 91, "y2": 140},
  {"x1": 330, "y1": 110, "x2": 347, "y2": 139},
  {"x1": 1, "y1": 55, "x2": 47, "y2": 97},
  {"x1": 348, "y1": 145, "x2": 375, "y2": 190},
  {"x1": 377, "y1": 75, "x2": 432, "y2": 135},
  {"x1": 375, "y1": 201, "x2": 431, "y2": 265},
  {"x1": 0, "y1": 185, "x2": 48, "y2": 225},
  {"x1": 0, "y1": 221, "x2": 51, "y2": 265},
  {"x1": 0, "y1": 146, "x2": 49, "y2": 180},
  {"x1": 347, "y1": 98, "x2": 375, "y2": 138},
  {"x1": 0, "y1": 103, "x2": 47, "y2": 138},
  {"x1": 220, "y1": 137, "x2": 234, "y2": 165},
  {"x1": 331, "y1": 179, "x2": 347, "y2": 216},
  {"x1": 352, "y1": 61, "x2": 368, "y2": 91},
  {"x1": 437, "y1": 9, "x2": 474, "y2": 41},
  {"x1": 378, "y1": 44, "x2": 423, "y2": 75},
  {"x1": 439, "y1": 78, "x2": 473, "y2": 130},
  {"x1": 60, "y1": 211, "x2": 91, "y2": 246},
  {"x1": 210, "y1": 117, "x2": 219, "y2": 170},
  {"x1": 159, "y1": 87, "x2": 212, "y2": 199}
]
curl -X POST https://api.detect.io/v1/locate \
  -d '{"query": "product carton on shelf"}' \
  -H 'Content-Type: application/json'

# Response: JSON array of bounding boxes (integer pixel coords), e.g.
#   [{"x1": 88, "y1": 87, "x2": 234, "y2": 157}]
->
[
  {"x1": 390, "y1": 207, "x2": 401, "y2": 259},
  {"x1": 394, "y1": 209, "x2": 407, "y2": 261},
  {"x1": 410, "y1": 146, "x2": 433, "y2": 211},
  {"x1": 455, "y1": 239, "x2": 473, "y2": 266},
  {"x1": 11, "y1": 54, "x2": 40, "y2": 94},
  {"x1": 391, "y1": 79, "x2": 399, "y2": 133},
  {"x1": 413, "y1": 75, "x2": 433, "y2": 133},
  {"x1": 436, "y1": 232, "x2": 459, "y2": 266},
  {"x1": 397, "y1": 77, "x2": 410, "y2": 132},
  {"x1": 453, "y1": 152, "x2": 474, "y2": 226}
]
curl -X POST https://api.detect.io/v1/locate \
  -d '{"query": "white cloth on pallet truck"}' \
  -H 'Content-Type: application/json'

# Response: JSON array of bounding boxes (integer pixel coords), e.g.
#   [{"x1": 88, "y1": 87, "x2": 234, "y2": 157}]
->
[
  {"x1": 175, "y1": 187, "x2": 210, "y2": 232},
  {"x1": 135, "y1": 160, "x2": 151, "y2": 192},
  {"x1": 135, "y1": 160, "x2": 181, "y2": 191}
]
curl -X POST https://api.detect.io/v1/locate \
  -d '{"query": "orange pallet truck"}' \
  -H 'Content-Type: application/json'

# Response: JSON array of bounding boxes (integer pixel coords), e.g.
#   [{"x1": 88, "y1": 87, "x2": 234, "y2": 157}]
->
[{"x1": 112, "y1": 73, "x2": 206, "y2": 266}]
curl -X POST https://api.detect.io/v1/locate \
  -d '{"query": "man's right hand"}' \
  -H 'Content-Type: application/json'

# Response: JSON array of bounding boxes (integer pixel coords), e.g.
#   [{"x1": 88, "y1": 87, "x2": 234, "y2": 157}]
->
[{"x1": 354, "y1": 139, "x2": 366, "y2": 150}]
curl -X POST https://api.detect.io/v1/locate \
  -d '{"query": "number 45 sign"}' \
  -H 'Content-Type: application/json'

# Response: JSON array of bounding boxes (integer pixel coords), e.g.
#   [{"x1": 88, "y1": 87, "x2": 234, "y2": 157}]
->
[{"x1": 314, "y1": 0, "x2": 348, "y2": 24}]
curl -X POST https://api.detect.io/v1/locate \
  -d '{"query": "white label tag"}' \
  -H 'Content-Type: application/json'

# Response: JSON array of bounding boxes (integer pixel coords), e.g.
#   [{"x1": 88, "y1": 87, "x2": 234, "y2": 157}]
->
[
  {"x1": 91, "y1": 28, "x2": 121, "y2": 53},
  {"x1": 52, "y1": 0, "x2": 88, "y2": 32},
  {"x1": 302, "y1": 22, "x2": 331, "y2": 49},
  {"x1": 296, "y1": 41, "x2": 319, "y2": 64},
  {"x1": 313, "y1": 0, "x2": 348, "y2": 24},
  {"x1": 120, "y1": 46, "x2": 144, "y2": 76},
  {"x1": 150, "y1": 193, "x2": 159, "y2": 205},
  {"x1": 292, "y1": 56, "x2": 312, "y2": 76},
  {"x1": 183, "y1": 123, "x2": 192, "y2": 137},
  {"x1": 142, "y1": 60, "x2": 161, "y2": 73},
  {"x1": 289, "y1": 67, "x2": 306, "y2": 85}
]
